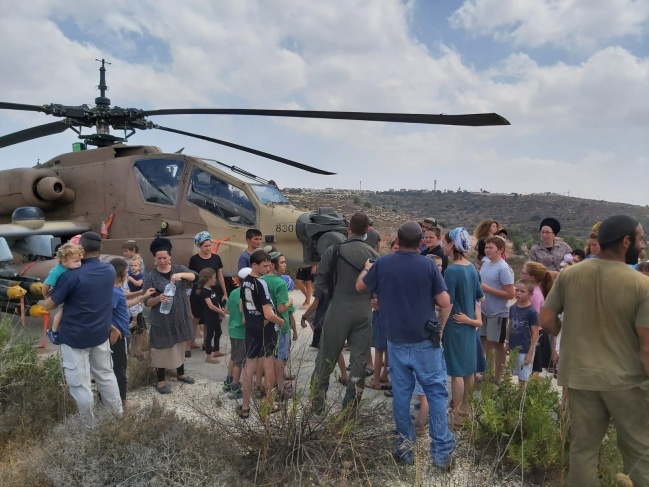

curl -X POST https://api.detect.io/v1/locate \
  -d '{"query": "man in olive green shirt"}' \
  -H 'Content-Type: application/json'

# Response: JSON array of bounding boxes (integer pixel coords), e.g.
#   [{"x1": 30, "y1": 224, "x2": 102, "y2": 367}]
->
[{"x1": 540, "y1": 215, "x2": 649, "y2": 487}]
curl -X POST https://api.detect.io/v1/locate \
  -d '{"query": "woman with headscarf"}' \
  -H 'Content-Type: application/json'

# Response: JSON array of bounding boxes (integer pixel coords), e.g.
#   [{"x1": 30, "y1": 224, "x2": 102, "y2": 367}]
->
[
  {"x1": 187, "y1": 231, "x2": 228, "y2": 358},
  {"x1": 440, "y1": 228, "x2": 485, "y2": 426},
  {"x1": 528, "y1": 217, "x2": 572, "y2": 271},
  {"x1": 144, "y1": 237, "x2": 197, "y2": 394}
]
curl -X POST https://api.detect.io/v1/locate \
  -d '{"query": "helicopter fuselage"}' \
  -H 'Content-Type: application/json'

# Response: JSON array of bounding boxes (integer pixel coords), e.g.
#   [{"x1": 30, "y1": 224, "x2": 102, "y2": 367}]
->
[{"x1": 0, "y1": 145, "x2": 344, "y2": 276}]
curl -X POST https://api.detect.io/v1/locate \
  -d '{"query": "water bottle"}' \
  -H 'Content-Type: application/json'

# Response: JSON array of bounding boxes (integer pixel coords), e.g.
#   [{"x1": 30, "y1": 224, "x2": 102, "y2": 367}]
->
[{"x1": 160, "y1": 282, "x2": 176, "y2": 314}]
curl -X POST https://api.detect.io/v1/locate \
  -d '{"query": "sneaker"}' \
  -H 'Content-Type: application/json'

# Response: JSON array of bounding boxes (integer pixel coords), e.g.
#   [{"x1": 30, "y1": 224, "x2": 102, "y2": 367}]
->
[
  {"x1": 46, "y1": 329, "x2": 60, "y2": 345},
  {"x1": 222, "y1": 381, "x2": 232, "y2": 392},
  {"x1": 228, "y1": 388, "x2": 243, "y2": 400}
]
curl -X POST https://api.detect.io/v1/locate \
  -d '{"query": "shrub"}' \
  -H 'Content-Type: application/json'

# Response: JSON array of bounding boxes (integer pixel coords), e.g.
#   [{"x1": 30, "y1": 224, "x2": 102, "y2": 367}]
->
[
  {"x1": 0, "y1": 320, "x2": 75, "y2": 449},
  {"x1": 471, "y1": 351, "x2": 566, "y2": 476},
  {"x1": 189, "y1": 343, "x2": 401, "y2": 486},
  {"x1": 1, "y1": 401, "x2": 236, "y2": 487}
]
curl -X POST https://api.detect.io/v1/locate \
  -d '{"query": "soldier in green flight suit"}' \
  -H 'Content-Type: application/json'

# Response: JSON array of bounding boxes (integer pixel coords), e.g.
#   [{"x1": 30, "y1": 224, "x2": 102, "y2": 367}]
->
[{"x1": 311, "y1": 212, "x2": 379, "y2": 414}]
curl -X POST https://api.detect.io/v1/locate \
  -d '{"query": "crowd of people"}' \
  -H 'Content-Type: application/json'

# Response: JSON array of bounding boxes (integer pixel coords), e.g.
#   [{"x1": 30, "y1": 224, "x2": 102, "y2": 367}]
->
[{"x1": 43, "y1": 211, "x2": 649, "y2": 484}]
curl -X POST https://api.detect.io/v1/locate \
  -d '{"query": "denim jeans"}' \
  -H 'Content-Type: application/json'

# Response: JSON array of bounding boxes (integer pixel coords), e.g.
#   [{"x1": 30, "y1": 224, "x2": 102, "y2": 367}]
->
[{"x1": 387, "y1": 339, "x2": 456, "y2": 466}]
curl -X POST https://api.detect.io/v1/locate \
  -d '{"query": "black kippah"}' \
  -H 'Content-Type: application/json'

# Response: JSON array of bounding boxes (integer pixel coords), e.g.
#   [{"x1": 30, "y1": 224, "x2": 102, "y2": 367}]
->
[
  {"x1": 150, "y1": 236, "x2": 172, "y2": 255},
  {"x1": 597, "y1": 215, "x2": 639, "y2": 245}
]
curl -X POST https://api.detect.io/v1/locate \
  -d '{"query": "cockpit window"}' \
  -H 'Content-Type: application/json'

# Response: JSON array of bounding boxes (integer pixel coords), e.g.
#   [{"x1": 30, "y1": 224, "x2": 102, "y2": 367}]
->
[
  {"x1": 250, "y1": 184, "x2": 290, "y2": 205},
  {"x1": 187, "y1": 168, "x2": 256, "y2": 226},
  {"x1": 134, "y1": 159, "x2": 185, "y2": 206}
]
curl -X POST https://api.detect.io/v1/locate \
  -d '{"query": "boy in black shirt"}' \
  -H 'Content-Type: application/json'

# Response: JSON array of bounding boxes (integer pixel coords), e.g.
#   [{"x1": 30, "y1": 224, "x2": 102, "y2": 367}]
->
[{"x1": 238, "y1": 251, "x2": 285, "y2": 419}]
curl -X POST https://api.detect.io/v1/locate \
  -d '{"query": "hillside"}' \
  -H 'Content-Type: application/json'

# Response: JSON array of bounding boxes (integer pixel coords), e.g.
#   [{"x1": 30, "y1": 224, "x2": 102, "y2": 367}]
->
[{"x1": 287, "y1": 189, "x2": 649, "y2": 251}]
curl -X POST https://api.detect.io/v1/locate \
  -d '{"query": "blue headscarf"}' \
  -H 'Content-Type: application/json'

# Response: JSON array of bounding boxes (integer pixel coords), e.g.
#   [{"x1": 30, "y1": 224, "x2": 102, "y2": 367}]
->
[
  {"x1": 194, "y1": 231, "x2": 212, "y2": 246},
  {"x1": 449, "y1": 227, "x2": 472, "y2": 254}
]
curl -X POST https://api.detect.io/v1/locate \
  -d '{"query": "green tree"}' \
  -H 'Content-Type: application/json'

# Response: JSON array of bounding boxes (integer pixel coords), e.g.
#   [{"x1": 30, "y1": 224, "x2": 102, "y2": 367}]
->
[
  {"x1": 364, "y1": 201, "x2": 372, "y2": 208},
  {"x1": 353, "y1": 196, "x2": 360, "y2": 204}
]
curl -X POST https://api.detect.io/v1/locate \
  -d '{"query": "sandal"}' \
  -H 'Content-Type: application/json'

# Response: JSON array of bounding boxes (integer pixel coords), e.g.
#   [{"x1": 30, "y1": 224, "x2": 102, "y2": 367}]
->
[
  {"x1": 384, "y1": 390, "x2": 393, "y2": 398},
  {"x1": 236, "y1": 405, "x2": 250, "y2": 419},
  {"x1": 364, "y1": 381, "x2": 392, "y2": 390}
]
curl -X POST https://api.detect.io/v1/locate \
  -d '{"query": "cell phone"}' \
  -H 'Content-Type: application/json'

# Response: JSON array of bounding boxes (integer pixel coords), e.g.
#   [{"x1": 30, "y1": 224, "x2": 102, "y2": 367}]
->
[{"x1": 368, "y1": 258, "x2": 377, "y2": 264}]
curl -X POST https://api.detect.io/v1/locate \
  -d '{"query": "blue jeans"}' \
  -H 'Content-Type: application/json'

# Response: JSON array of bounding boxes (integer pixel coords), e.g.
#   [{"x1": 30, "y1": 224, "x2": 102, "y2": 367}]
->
[{"x1": 388, "y1": 339, "x2": 456, "y2": 466}]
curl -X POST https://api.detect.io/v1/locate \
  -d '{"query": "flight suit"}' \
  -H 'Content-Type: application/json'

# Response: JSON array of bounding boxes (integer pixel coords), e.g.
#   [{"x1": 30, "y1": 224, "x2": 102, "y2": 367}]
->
[{"x1": 311, "y1": 235, "x2": 379, "y2": 413}]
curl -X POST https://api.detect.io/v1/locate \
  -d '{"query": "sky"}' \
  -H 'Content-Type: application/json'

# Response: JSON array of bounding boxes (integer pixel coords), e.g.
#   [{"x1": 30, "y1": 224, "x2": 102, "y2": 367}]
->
[{"x1": 0, "y1": 0, "x2": 648, "y2": 205}]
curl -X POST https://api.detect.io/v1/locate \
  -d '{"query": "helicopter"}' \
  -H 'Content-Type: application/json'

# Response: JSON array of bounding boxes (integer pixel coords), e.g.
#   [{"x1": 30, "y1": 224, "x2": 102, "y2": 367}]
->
[{"x1": 0, "y1": 59, "x2": 509, "y2": 310}]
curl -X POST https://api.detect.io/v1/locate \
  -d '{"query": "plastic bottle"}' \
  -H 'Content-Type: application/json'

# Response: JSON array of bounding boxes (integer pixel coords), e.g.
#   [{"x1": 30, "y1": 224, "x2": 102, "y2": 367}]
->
[
  {"x1": 159, "y1": 282, "x2": 176, "y2": 314},
  {"x1": 100, "y1": 221, "x2": 108, "y2": 239}
]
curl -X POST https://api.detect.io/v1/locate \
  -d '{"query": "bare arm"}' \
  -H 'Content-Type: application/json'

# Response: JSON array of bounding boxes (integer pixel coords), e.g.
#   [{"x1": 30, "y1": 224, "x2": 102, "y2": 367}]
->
[
  {"x1": 126, "y1": 288, "x2": 155, "y2": 307},
  {"x1": 482, "y1": 283, "x2": 515, "y2": 300},
  {"x1": 524, "y1": 326, "x2": 540, "y2": 365},
  {"x1": 127, "y1": 275, "x2": 143, "y2": 287},
  {"x1": 539, "y1": 307, "x2": 562, "y2": 335},
  {"x1": 204, "y1": 296, "x2": 226, "y2": 316},
  {"x1": 262, "y1": 303, "x2": 285, "y2": 326},
  {"x1": 42, "y1": 283, "x2": 52, "y2": 299},
  {"x1": 217, "y1": 269, "x2": 227, "y2": 300},
  {"x1": 435, "y1": 290, "x2": 451, "y2": 310},
  {"x1": 44, "y1": 297, "x2": 58, "y2": 310},
  {"x1": 638, "y1": 327, "x2": 649, "y2": 377},
  {"x1": 301, "y1": 298, "x2": 319, "y2": 328},
  {"x1": 356, "y1": 259, "x2": 373, "y2": 292}
]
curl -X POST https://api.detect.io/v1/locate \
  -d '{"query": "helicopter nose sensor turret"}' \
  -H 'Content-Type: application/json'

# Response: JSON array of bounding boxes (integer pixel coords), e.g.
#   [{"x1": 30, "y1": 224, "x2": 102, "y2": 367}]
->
[{"x1": 296, "y1": 207, "x2": 347, "y2": 263}]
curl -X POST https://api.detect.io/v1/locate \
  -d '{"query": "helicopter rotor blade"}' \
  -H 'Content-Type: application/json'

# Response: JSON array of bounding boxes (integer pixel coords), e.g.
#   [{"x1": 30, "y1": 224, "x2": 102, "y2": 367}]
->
[
  {"x1": 0, "y1": 102, "x2": 50, "y2": 114},
  {"x1": 142, "y1": 108, "x2": 510, "y2": 127},
  {"x1": 0, "y1": 121, "x2": 70, "y2": 149},
  {"x1": 153, "y1": 124, "x2": 336, "y2": 175}
]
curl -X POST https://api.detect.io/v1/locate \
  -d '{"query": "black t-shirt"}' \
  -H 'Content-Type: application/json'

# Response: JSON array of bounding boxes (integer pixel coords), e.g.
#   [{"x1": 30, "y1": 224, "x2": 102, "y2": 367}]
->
[
  {"x1": 189, "y1": 253, "x2": 224, "y2": 300},
  {"x1": 199, "y1": 287, "x2": 222, "y2": 325},
  {"x1": 421, "y1": 245, "x2": 449, "y2": 274},
  {"x1": 241, "y1": 275, "x2": 272, "y2": 329}
]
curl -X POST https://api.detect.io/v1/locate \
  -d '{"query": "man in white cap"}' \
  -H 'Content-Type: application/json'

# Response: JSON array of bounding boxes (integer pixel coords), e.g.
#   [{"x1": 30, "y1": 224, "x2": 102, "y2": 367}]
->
[{"x1": 540, "y1": 215, "x2": 649, "y2": 486}]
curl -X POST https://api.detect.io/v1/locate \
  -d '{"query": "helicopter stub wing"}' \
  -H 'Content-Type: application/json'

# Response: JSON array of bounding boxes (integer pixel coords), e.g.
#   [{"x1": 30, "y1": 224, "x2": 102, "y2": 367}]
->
[{"x1": 0, "y1": 221, "x2": 90, "y2": 262}]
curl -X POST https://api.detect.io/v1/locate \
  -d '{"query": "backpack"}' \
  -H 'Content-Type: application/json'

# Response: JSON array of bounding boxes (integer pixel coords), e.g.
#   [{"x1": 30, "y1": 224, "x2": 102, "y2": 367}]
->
[{"x1": 326, "y1": 241, "x2": 364, "y2": 299}]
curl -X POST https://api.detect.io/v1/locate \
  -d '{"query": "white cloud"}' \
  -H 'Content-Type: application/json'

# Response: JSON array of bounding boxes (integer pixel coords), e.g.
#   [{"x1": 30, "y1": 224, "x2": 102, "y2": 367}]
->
[
  {"x1": 0, "y1": 0, "x2": 647, "y2": 206},
  {"x1": 451, "y1": 0, "x2": 649, "y2": 51}
]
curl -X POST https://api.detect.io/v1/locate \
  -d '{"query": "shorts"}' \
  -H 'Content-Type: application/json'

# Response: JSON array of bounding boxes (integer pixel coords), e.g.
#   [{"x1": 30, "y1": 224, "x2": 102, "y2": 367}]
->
[
  {"x1": 480, "y1": 316, "x2": 507, "y2": 343},
  {"x1": 277, "y1": 332, "x2": 290, "y2": 361},
  {"x1": 371, "y1": 311, "x2": 387, "y2": 350},
  {"x1": 230, "y1": 337, "x2": 245, "y2": 366},
  {"x1": 515, "y1": 352, "x2": 534, "y2": 381},
  {"x1": 296, "y1": 267, "x2": 314, "y2": 282},
  {"x1": 245, "y1": 324, "x2": 278, "y2": 359}
]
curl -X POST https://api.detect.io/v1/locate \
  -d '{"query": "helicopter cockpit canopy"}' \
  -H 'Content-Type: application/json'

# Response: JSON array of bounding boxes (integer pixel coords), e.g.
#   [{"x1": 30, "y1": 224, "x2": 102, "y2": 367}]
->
[
  {"x1": 250, "y1": 184, "x2": 290, "y2": 205},
  {"x1": 187, "y1": 167, "x2": 256, "y2": 226},
  {"x1": 134, "y1": 159, "x2": 184, "y2": 206}
]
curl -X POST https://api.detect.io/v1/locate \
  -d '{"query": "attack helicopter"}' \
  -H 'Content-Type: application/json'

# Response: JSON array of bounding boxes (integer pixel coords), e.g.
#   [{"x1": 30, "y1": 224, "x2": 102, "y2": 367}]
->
[{"x1": 0, "y1": 59, "x2": 509, "y2": 311}]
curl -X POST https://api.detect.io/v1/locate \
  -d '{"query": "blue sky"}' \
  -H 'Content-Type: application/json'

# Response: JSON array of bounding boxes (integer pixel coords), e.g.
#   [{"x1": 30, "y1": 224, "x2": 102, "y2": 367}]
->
[{"x1": 0, "y1": 0, "x2": 648, "y2": 205}]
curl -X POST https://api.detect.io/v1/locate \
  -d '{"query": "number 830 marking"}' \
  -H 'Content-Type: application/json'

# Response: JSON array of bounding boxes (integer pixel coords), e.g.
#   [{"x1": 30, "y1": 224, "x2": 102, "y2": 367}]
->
[{"x1": 275, "y1": 224, "x2": 294, "y2": 233}]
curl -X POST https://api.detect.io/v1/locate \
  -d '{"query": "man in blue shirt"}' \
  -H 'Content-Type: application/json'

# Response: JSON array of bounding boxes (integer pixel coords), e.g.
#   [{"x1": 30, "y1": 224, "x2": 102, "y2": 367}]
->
[
  {"x1": 357, "y1": 221, "x2": 455, "y2": 468},
  {"x1": 45, "y1": 231, "x2": 122, "y2": 421}
]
